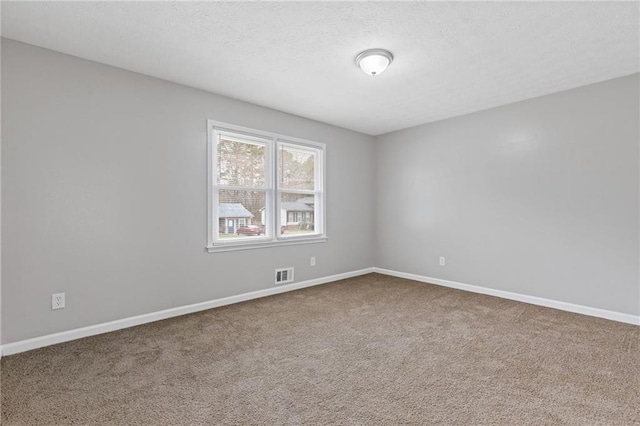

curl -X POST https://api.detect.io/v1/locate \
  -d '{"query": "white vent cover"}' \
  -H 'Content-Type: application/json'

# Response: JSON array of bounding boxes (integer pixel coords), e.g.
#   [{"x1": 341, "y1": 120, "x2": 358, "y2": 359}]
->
[{"x1": 275, "y1": 267, "x2": 294, "y2": 285}]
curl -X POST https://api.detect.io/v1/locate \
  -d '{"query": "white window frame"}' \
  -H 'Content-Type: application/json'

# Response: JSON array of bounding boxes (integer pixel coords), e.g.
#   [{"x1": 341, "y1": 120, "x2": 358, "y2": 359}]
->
[{"x1": 207, "y1": 120, "x2": 327, "y2": 253}]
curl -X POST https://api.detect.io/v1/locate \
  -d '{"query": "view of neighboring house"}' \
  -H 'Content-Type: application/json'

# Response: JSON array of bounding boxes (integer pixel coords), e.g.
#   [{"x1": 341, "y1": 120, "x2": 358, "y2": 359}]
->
[
  {"x1": 281, "y1": 196, "x2": 315, "y2": 229},
  {"x1": 257, "y1": 196, "x2": 316, "y2": 230},
  {"x1": 223, "y1": 196, "x2": 315, "y2": 237},
  {"x1": 218, "y1": 203, "x2": 253, "y2": 234}
]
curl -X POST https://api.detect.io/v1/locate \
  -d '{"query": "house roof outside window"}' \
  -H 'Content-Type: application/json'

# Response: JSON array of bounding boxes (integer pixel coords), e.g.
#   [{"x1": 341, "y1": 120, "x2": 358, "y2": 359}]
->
[
  {"x1": 219, "y1": 203, "x2": 253, "y2": 218},
  {"x1": 281, "y1": 201, "x2": 314, "y2": 212}
]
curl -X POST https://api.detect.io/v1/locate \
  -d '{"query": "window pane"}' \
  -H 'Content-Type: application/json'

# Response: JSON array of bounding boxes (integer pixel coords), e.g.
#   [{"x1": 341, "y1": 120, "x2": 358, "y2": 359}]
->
[
  {"x1": 280, "y1": 192, "x2": 316, "y2": 236},
  {"x1": 218, "y1": 189, "x2": 266, "y2": 239},
  {"x1": 217, "y1": 135, "x2": 266, "y2": 187},
  {"x1": 278, "y1": 145, "x2": 315, "y2": 190}
]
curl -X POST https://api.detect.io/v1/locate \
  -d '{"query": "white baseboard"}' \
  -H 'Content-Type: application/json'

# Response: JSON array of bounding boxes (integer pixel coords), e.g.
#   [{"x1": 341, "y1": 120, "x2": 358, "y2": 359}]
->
[
  {"x1": 374, "y1": 268, "x2": 640, "y2": 326},
  {"x1": 3, "y1": 266, "x2": 636, "y2": 357},
  {"x1": 1, "y1": 267, "x2": 375, "y2": 357}
]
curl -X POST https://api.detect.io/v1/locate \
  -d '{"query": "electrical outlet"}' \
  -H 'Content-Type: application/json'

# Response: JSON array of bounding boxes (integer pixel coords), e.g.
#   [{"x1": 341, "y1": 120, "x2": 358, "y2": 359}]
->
[
  {"x1": 52, "y1": 293, "x2": 65, "y2": 310},
  {"x1": 310, "y1": 257, "x2": 316, "y2": 267},
  {"x1": 439, "y1": 256, "x2": 446, "y2": 266}
]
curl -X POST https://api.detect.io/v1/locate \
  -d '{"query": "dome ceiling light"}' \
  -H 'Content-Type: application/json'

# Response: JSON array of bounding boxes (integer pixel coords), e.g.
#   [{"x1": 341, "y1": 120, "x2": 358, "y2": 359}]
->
[{"x1": 355, "y1": 49, "x2": 394, "y2": 76}]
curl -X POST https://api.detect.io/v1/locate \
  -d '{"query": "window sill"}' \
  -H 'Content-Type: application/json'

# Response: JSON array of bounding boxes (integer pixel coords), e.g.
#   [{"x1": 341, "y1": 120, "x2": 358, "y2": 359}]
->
[{"x1": 206, "y1": 236, "x2": 328, "y2": 253}]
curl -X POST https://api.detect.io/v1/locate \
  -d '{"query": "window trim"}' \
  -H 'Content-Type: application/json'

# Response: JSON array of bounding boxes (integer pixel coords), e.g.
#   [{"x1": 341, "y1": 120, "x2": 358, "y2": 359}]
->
[{"x1": 206, "y1": 120, "x2": 327, "y2": 253}]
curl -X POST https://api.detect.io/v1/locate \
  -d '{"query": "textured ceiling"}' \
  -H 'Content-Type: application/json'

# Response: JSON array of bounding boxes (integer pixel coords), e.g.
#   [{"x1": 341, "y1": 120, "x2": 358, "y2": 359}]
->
[{"x1": 2, "y1": 1, "x2": 639, "y2": 135}]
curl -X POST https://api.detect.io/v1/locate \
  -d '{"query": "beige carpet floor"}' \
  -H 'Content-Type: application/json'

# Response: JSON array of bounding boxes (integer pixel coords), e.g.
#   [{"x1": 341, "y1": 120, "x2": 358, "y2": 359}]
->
[{"x1": 2, "y1": 273, "x2": 639, "y2": 425}]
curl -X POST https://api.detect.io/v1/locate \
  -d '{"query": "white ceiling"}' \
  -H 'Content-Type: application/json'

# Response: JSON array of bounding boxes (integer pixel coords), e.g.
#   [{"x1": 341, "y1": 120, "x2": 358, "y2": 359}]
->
[{"x1": 2, "y1": 1, "x2": 639, "y2": 135}]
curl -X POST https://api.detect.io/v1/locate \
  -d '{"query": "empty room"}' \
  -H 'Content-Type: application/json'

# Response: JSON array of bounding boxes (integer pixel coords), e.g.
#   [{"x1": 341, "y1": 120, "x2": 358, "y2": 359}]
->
[{"x1": 1, "y1": 1, "x2": 639, "y2": 424}]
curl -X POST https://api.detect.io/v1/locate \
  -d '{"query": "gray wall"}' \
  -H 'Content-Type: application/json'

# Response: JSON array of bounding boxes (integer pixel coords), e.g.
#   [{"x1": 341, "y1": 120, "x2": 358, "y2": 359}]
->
[
  {"x1": 376, "y1": 74, "x2": 640, "y2": 316},
  {"x1": 3, "y1": 39, "x2": 639, "y2": 346},
  {"x1": 1, "y1": 39, "x2": 376, "y2": 344}
]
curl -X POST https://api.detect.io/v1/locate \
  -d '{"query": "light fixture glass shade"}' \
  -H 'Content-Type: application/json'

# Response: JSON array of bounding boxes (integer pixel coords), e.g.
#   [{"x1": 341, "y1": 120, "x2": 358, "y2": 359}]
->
[{"x1": 356, "y1": 49, "x2": 393, "y2": 76}]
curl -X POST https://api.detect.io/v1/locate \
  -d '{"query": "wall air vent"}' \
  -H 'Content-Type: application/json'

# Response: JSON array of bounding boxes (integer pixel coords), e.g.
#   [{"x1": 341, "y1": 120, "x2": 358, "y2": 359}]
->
[{"x1": 275, "y1": 267, "x2": 294, "y2": 285}]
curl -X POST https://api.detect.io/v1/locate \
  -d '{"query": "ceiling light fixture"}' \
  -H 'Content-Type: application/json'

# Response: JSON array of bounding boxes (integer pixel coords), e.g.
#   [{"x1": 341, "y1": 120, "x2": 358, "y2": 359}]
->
[{"x1": 355, "y1": 49, "x2": 394, "y2": 76}]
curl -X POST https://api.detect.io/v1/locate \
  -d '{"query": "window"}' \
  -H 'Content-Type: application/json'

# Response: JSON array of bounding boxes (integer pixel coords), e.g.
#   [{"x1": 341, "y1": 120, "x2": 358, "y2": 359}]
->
[{"x1": 207, "y1": 120, "x2": 326, "y2": 252}]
